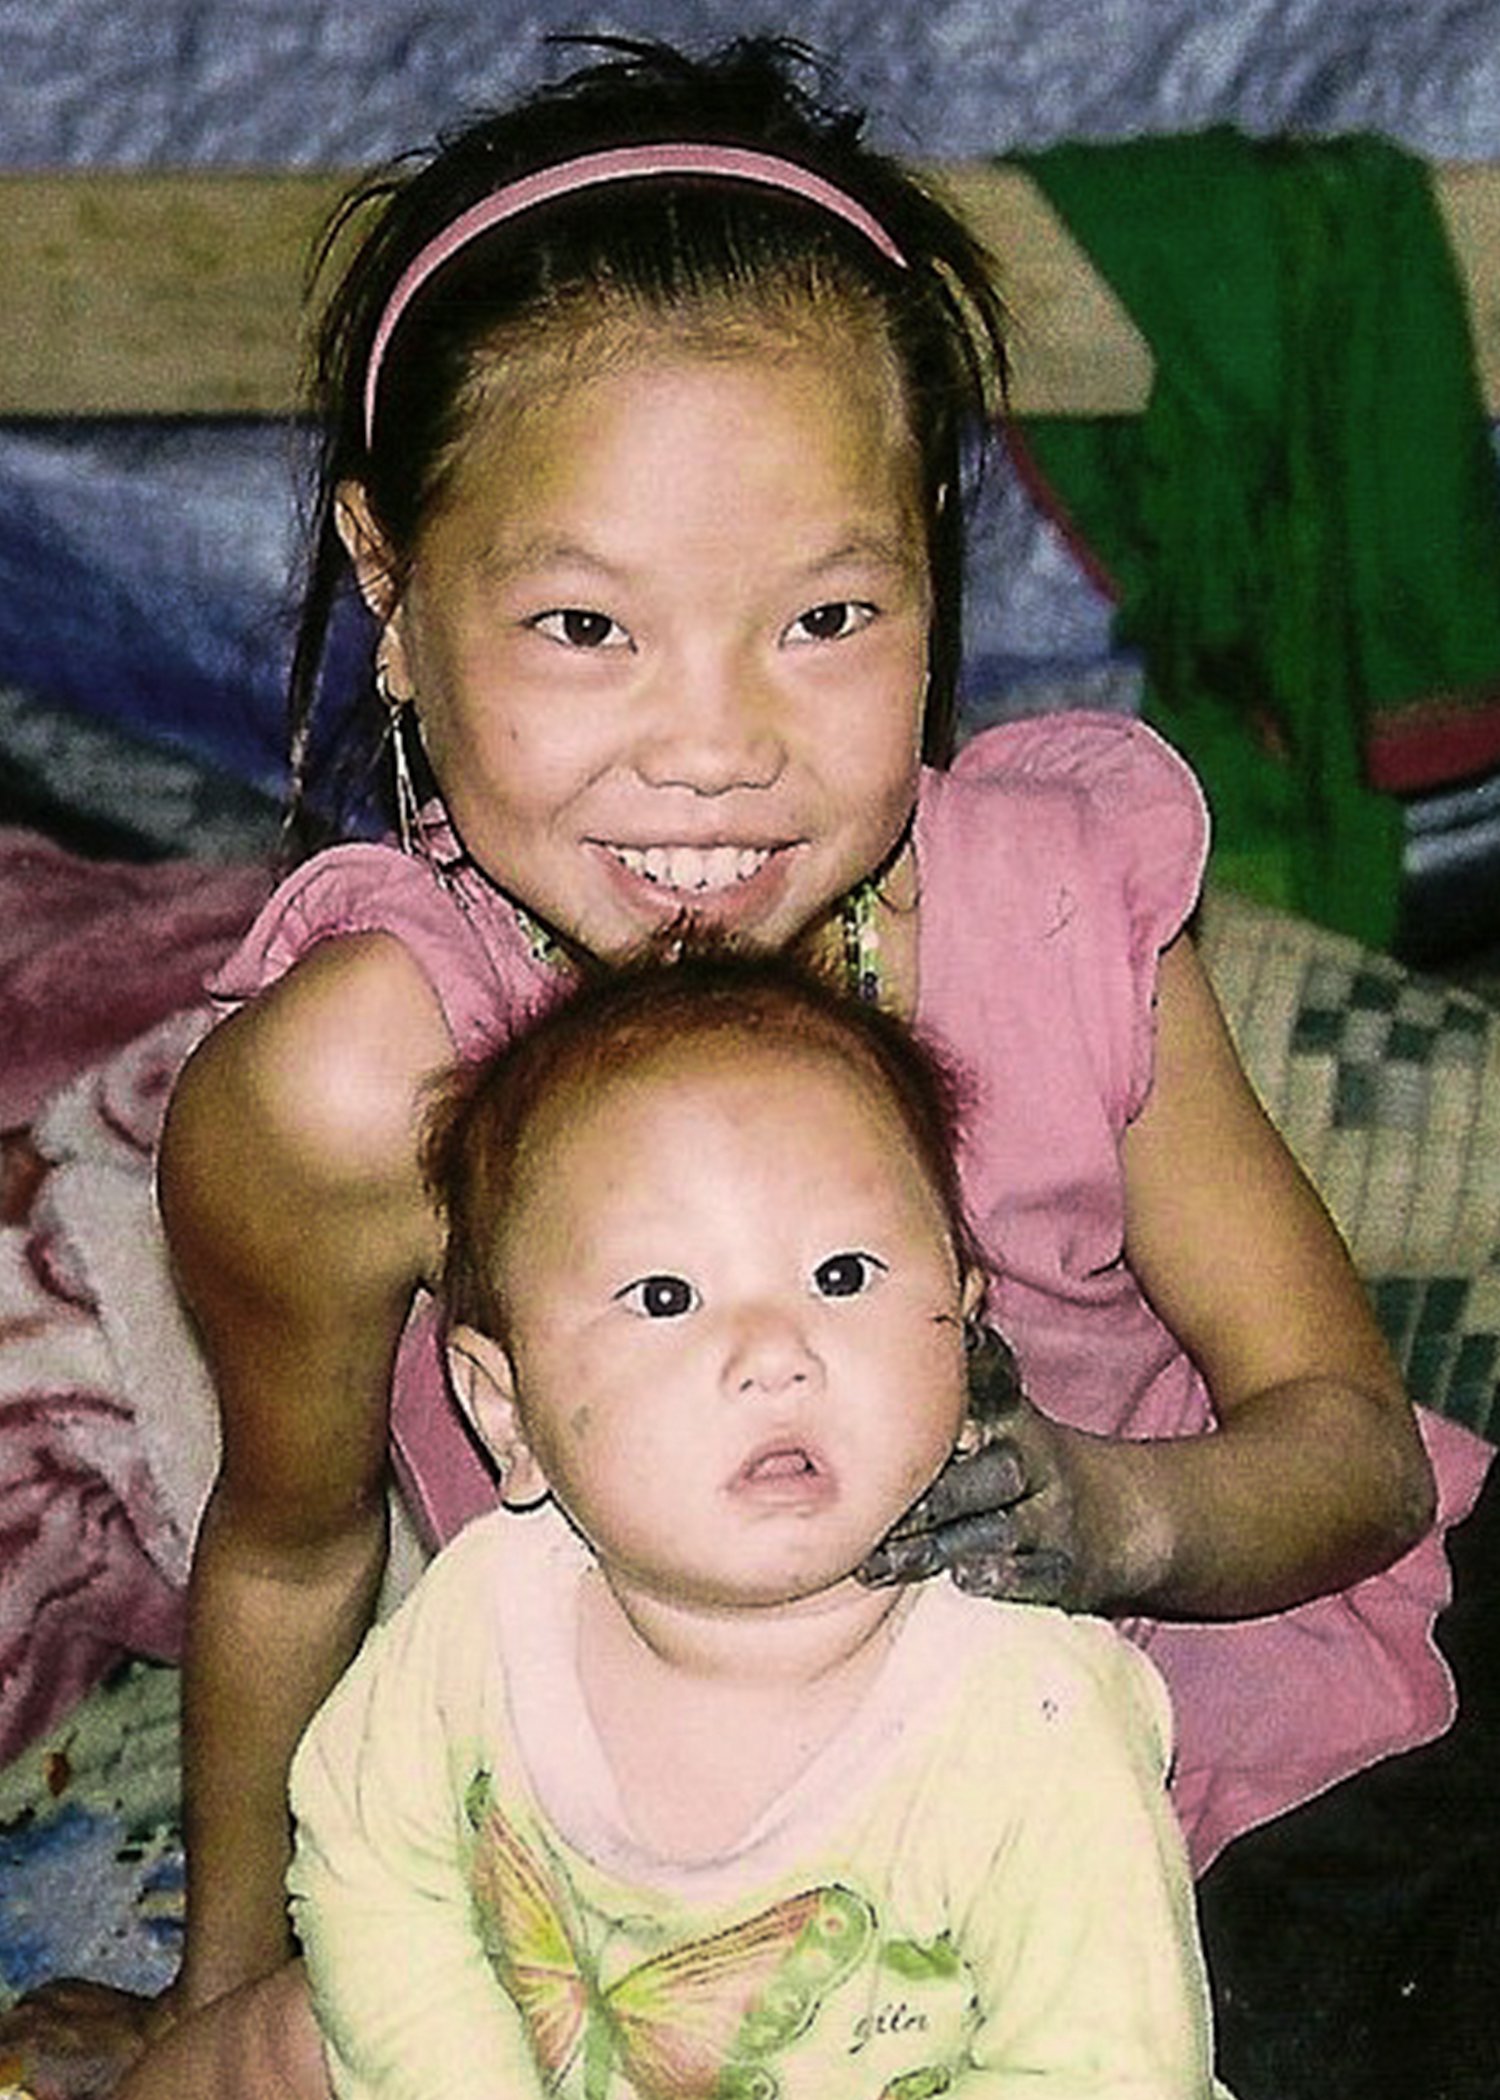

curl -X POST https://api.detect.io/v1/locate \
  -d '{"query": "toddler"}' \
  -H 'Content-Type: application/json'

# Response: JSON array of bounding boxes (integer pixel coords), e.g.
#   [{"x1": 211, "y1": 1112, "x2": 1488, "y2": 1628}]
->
[{"x1": 282, "y1": 948, "x2": 1231, "y2": 2098}]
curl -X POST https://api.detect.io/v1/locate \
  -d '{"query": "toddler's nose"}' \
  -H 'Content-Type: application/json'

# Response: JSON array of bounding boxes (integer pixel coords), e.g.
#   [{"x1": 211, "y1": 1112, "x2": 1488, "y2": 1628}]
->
[{"x1": 723, "y1": 1306, "x2": 822, "y2": 1398}]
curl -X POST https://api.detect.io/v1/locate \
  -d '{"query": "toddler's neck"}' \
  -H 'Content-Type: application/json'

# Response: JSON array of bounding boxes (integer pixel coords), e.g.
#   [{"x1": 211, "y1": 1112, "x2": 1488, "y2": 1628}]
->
[{"x1": 576, "y1": 1570, "x2": 911, "y2": 1862}]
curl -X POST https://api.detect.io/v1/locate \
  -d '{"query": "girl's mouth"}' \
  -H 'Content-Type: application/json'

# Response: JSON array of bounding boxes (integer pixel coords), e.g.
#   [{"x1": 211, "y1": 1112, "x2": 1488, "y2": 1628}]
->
[{"x1": 605, "y1": 843, "x2": 775, "y2": 895}]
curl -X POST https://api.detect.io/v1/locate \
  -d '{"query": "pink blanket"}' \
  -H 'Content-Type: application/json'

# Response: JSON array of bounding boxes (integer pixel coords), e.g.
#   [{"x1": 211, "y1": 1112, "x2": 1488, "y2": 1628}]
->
[
  {"x1": 1, "y1": 830, "x2": 270, "y2": 1761},
  {"x1": 0, "y1": 829, "x2": 271, "y2": 1129}
]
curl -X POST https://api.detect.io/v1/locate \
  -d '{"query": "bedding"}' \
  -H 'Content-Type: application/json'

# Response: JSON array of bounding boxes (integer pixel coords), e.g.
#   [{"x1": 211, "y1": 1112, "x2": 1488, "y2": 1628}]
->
[
  {"x1": 0, "y1": 424, "x2": 304, "y2": 805},
  {"x1": 3, "y1": 0, "x2": 1498, "y2": 166}
]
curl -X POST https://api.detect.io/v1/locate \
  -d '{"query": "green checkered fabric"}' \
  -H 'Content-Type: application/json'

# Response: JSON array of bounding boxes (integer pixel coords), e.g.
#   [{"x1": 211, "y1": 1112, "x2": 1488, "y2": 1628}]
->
[{"x1": 1199, "y1": 889, "x2": 1500, "y2": 1442}]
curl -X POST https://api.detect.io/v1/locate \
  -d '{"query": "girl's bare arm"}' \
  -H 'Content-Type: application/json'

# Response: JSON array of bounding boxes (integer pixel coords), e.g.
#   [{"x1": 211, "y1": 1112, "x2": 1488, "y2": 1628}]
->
[
  {"x1": 1099, "y1": 931, "x2": 1434, "y2": 1613},
  {"x1": 115, "y1": 1962, "x2": 330, "y2": 2100},
  {"x1": 157, "y1": 933, "x2": 452, "y2": 2012},
  {"x1": 865, "y1": 935, "x2": 1434, "y2": 1617}
]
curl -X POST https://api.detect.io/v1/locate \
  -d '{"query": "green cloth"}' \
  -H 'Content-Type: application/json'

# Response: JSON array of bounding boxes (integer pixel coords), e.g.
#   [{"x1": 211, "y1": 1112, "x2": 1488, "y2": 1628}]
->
[{"x1": 1010, "y1": 129, "x2": 1500, "y2": 947}]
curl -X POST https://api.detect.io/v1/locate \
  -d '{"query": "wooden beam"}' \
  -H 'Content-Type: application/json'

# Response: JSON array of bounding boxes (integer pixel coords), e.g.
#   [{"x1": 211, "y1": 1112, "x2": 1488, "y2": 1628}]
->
[
  {"x1": 0, "y1": 162, "x2": 1495, "y2": 417},
  {"x1": 0, "y1": 171, "x2": 349, "y2": 416}
]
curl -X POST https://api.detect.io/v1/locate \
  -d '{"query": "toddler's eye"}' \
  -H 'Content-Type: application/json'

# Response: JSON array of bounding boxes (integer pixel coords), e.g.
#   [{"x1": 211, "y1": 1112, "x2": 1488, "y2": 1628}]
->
[
  {"x1": 533, "y1": 607, "x2": 629, "y2": 651},
  {"x1": 812, "y1": 1251, "x2": 886, "y2": 1299},
  {"x1": 618, "y1": 1274, "x2": 699, "y2": 1319},
  {"x1": 786, "y1": 601, "x2": 875, "y2": 645}
]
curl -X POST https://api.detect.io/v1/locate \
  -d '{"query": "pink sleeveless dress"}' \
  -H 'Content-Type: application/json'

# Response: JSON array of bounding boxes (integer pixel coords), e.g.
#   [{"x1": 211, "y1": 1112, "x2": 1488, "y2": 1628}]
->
[{"x1": 211, "y1": 713, "x2": 1492, "y2": 1871}]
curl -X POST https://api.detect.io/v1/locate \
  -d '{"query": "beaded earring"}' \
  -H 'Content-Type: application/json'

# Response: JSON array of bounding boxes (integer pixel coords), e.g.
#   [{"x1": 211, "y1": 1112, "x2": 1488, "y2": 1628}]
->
[{"x1": 840, "y1": 880, "x2": 884, "y2": 1005}]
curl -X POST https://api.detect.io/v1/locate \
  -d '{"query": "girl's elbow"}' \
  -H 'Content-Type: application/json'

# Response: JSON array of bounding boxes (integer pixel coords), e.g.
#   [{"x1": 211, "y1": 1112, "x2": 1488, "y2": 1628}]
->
[
  {"x1": 1366, "y1": 1391, "x2": 1438, "y2": 1562},
  {"x1": 1391, "y1": 1432, "x2": 1439, "y2": 1554}
]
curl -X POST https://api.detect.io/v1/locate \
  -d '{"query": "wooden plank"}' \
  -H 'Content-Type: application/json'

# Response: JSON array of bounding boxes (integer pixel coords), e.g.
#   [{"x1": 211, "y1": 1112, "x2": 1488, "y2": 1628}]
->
[
  {"x1": 936, "y1": 166, "x2": 1152, "y2": 414},
  {"x1": 1438, "y1": 162, "x2": 1500, "y2": 415},
  {"x1": 0, "y1": 162, "x2": 1495, "y2": 416},
  {"x1": 0, "y1": 171, "x2": 349, "y2": 416}
]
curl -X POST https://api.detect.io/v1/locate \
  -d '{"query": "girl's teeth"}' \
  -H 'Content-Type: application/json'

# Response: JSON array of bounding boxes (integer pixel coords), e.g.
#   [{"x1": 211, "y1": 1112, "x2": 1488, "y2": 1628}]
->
[
  {"x1": 613, "y1": 844, "x2": 770, "y2": 892},
  {"x1": 702, "y1": 846, "x2": 739, "y2": 889}
]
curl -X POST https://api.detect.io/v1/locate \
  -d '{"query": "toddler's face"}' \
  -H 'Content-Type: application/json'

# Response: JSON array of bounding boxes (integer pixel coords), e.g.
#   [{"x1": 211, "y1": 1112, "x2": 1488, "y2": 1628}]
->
[
  {"x1": 374, "y1": 322, "x2": 930, "y2": 962},
  {"x1": 489, "y1": 1039, "x2": 973, "y2": 1614}
]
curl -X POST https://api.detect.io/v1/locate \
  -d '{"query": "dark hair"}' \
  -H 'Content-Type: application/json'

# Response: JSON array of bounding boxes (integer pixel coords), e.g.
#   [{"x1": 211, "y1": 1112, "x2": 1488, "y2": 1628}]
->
[
  {"x1": 289, "y1": 35, "x2": 1009, "y2": 841},
  {"x1": 423, "y1": 944, "x2": 984, "y2": 1344}
]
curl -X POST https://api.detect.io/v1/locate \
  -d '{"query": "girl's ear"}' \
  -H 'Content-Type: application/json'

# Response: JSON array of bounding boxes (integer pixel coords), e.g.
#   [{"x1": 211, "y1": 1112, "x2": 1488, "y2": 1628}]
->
[
  {"x1": 337, "y1": 481, "x2": 417, "y2": 704},
  {"x1": 445, "y1": 1324, "x2": 552, "y2": 1510},
  {"x1": 335, "y1": 480, "x2": 404, "y2": 629}
]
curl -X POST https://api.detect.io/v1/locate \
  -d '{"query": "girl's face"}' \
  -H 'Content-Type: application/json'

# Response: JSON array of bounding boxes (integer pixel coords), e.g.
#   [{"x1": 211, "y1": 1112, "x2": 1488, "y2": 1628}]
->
[
  {"x1": 353, "y1": 323, "x2": 930, "y2": 961},
  {"x1": 465, "y1": 1041, "x2": 974, "y2": 1615}
]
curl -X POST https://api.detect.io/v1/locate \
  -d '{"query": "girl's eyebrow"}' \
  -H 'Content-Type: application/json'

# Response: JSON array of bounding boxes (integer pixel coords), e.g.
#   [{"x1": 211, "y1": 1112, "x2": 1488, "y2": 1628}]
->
[
  {"x1": 474, "y1": 534, "x2": 630, "y2": 583},
  {"x1": 800, "y1": 532, "x2": 923, "y2": 578},
  {"x1": 472, "y1": 527, "x2": 922, "y2": 588}
]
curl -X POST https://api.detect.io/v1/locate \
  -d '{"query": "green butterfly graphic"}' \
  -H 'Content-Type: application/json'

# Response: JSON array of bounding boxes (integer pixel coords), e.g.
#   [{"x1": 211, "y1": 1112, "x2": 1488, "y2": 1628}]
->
[{"x1": 466, "y1": 1774, "x2": 874, "y2": 2100}]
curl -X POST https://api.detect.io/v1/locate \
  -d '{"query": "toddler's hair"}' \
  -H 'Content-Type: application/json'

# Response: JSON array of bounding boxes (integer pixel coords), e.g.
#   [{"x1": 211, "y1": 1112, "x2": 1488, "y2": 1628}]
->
[
  {"x1": 423, "y1": 943, "x2": 984, "y2": 1346},
  {"x1": 289, "y1": 35, "x2": 1009, "y2": 839}
]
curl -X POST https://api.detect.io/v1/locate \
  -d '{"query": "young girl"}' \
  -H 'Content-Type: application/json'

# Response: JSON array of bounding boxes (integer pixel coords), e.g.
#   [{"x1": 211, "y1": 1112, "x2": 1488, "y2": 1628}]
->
[
  {"x1": 3, "y1": 29, "x2": 1489, "y2": 2098},
  {"x1": 127, "y1": 946, "x2": 1234, "y2": 2099}
]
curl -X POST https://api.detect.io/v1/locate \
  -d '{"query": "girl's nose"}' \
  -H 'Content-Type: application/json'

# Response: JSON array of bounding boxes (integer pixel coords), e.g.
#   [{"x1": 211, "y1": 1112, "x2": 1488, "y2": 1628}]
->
[
  {"x1": 723, "y1": 1306, "x2": 822, "y2": 1399},
  {"x1": 635, "y1": 662, "x2": 786, "y2": 794}
]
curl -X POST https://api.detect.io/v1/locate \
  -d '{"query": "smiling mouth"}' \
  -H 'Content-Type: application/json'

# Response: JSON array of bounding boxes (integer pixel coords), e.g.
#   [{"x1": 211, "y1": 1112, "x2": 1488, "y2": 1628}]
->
[{"x1": 605, "y1": 843, "x2": 776, "y2": 894}]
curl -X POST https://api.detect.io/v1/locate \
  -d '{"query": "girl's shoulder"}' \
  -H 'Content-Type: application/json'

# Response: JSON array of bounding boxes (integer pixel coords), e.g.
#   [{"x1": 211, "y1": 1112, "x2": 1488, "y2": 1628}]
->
[
  {"x1": 907, "y1": 1585, "x2": 1174, "y2": 1764},
  {"x1": 208, "y1": 837, "x2": 554, "y2": 1059},
  {"x1": 207, "y1": 839, "x2": 466, "y2": 1013},
  {"x1": 943, "y1": 710, "x2": 1207, "y2": 834},
  {"x1": 160, "y1": 920, "x2": 450, "y2": 1307},
  {"x1": 918, "y1": 710, "x2": 1209, "y2": 951}
]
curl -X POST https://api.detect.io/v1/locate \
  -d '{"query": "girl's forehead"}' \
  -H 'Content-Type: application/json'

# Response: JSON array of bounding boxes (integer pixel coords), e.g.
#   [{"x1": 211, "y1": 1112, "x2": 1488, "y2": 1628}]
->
[
  {"x1": 456, "y1": 294, "x2": 915, "y2": 460},
  {"x1": 421, "y1": 324, "x2": 925, "y2": 576},
  {"x1": 495, "y1": 1026, "x2": 964, "y2": 1285}
]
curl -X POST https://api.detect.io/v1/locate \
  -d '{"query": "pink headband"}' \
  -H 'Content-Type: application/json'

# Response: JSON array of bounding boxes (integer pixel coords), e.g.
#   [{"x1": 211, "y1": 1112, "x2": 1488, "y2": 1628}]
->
[{"x1": 362, "y1": 142, "x2": 908, "y2": 442}]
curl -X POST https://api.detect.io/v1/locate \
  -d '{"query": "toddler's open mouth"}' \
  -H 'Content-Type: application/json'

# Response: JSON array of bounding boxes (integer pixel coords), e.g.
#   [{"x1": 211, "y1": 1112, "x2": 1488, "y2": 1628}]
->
[
  {"x1": 730, "y1": 1441, "x2": 835, "y2": 1507},
  {"x1": 742, "y1": 1444, "x2": 820, "y2": 1481}
]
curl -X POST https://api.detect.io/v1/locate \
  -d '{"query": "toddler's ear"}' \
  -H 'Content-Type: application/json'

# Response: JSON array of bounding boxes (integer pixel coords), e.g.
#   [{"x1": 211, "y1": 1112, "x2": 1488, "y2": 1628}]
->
[{"x1": 445, "y1": 1325, "x2": 551, "y2": 1510}]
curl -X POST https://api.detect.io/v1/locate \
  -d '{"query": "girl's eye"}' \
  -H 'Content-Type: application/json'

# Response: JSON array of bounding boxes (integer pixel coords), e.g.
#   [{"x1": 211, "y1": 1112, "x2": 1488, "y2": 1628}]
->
[
  {"x1": 812, "y1": 1251, "x2": 886, "y2": 1299},
  {"x1": 618, "y1": 1273, "x2": 699, "y2": 1320},
  {"x1": 532, "y1": 608, "x2": 629, "y2": 651},
  {"x1": 786, "y1": 600, "x2": 876, "y2": 645}
]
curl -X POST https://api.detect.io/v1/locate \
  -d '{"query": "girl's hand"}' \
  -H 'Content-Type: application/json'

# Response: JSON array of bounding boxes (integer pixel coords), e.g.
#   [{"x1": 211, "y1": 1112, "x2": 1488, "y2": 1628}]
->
[
  {"x1": 0, "y1": 1977, "x2": 176, "y2": 2099},
  {"x1": 858, "y1": 1328, "x2": 1097, "y2": 1609}
]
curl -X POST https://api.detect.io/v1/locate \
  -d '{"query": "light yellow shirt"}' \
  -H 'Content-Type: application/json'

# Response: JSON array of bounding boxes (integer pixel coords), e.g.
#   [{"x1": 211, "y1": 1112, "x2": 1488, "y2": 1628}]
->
[{"x1": 289, "y1": 1508, "x2": 1232, "y2": 2099}]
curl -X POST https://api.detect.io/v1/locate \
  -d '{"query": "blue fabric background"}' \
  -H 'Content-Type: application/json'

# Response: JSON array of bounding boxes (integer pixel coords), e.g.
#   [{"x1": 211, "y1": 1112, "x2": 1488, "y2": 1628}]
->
[{"x1": 1, "y1": 1, "x2": 1496, "y2": 798}]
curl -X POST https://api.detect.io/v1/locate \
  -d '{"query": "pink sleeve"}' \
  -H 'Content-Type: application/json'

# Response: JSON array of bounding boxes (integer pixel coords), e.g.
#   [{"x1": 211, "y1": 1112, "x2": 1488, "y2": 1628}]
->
[
  {"x1": 206, "y1": 843, "x2": 529, "y2": 1054},
  {"x1": 949, "y1": 712, "x2": 1211, "y2": 1120},
  {"x1": 205, "y1": 842, "x2": 557, "y2": 1554}
]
